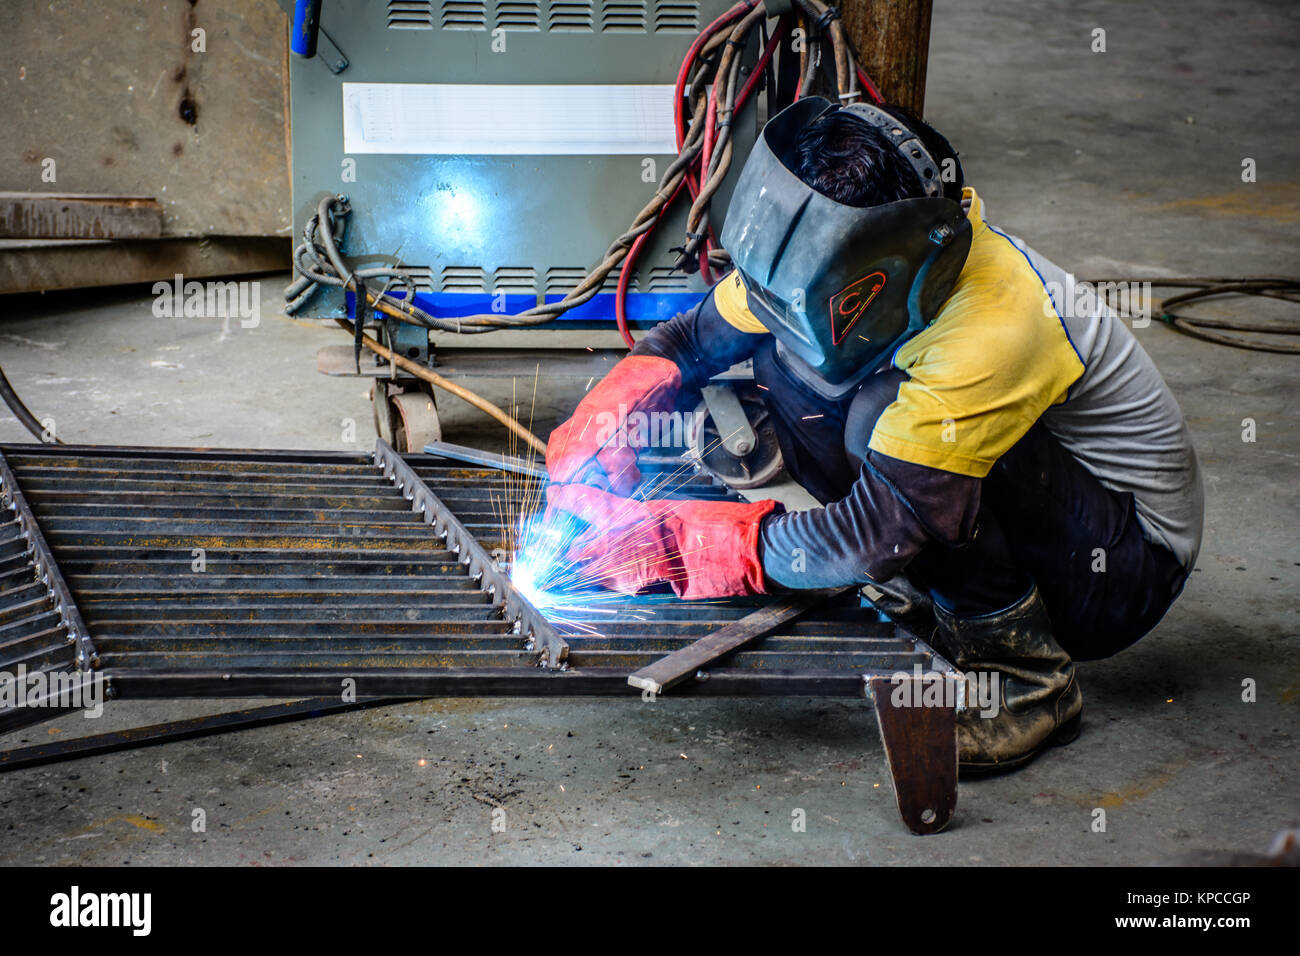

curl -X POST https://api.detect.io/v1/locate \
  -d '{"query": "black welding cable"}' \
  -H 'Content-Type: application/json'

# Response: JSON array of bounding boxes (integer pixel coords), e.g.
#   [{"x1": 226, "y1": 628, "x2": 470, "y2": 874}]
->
[
  {"x1": 1088, "y1": 276, "x2": 1300, "y2": 354},
  {"x1": 0, "y1": 365, "x2": 62, "y2": 443}
]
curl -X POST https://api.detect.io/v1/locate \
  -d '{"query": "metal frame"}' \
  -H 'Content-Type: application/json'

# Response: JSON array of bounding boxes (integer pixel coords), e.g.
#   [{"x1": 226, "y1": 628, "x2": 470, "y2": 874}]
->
[
  {"x1": 0, "y1": 450, "x2": 95, "y2": 670},
  {"x1": 373, "y1": 438, "x2": 568, "y2": 667},
  {"x1": 0, "y1": 441, "x2": 963, "y2": 834}
]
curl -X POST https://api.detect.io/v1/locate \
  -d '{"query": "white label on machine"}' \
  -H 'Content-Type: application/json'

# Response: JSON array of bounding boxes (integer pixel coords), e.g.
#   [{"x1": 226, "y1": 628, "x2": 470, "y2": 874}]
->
[{"x1": 341, "y1": 82, "x2": 678, "y2": 155}]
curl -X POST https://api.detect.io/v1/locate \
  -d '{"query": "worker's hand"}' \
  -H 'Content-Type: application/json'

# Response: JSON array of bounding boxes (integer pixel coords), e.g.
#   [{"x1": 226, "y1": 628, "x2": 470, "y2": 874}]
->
[
  {"x1": 545, "y1": 355, "x2": 682, "y2": 495},
  {"x1": 542, "y1": 483, "x2": 782, "y2": 599}
]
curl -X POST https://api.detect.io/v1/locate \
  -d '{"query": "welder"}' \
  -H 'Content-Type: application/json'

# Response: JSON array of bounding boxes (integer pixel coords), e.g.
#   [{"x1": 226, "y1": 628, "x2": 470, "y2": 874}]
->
[{"x1": 542, "y1": 97, "x2": 1204, "y2": 772}]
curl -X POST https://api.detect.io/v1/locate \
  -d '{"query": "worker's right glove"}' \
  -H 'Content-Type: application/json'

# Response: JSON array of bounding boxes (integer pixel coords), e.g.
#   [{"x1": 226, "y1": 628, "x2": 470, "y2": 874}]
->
[
  {"x1": 545, "y1": 354, "x2": 681, "y2": 495},
  {"x1": 541, "y1": 483, "x2": 781, "y2": 599}
]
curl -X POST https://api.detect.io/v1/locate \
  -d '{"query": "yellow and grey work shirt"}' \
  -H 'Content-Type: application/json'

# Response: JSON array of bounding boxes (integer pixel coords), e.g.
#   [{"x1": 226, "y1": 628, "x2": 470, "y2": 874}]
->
[{"x1": 708, "y1": 187, "x2": 1204, "y2": 570}]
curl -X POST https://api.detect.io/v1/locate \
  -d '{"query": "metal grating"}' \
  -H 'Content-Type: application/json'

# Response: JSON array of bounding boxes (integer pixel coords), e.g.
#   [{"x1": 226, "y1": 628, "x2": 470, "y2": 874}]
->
[
  {"x1": 0, "y1": 442, "x2": 962, "y2": 833},
  {"x1": 0, "y1": 442, "x2": 949, "y2": 686},
  {"x1": 0, "y1": 504, "x2": 70, "y2": 677}
]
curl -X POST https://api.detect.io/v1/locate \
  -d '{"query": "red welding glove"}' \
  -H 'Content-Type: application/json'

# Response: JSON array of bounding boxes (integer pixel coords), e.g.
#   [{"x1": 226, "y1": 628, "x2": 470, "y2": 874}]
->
[
  {"x1": 543, "y1": 484, "x2": 781, "y2": 599},
  {"x1": 545, "y1": 354, "x2": 681, "y2": 495}
]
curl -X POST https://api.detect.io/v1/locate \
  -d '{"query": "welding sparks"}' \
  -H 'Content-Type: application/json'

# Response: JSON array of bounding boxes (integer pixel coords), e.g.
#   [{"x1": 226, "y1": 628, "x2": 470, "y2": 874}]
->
[{"x1": 495, "y1": 387, "x2": 750, "y2": 636}]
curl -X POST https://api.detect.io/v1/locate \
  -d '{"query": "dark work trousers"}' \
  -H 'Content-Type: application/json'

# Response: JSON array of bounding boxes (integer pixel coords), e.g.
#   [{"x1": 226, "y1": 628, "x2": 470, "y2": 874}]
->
[{"x1": 776, "y1": 364, "x2": 1190, "y2": 662}]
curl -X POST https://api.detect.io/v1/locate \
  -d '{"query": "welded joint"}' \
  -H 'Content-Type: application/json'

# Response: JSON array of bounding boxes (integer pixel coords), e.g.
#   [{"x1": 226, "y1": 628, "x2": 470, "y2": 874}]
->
[
  {"x1": 858, "y1": 638, "x2": 969, "y2": 714},
  {"x1": 372, "y1": 440, "x2": 569, "y2": 669},
  {"x1": 0, "y1": 452, "x2": 97, "y2": 671}
]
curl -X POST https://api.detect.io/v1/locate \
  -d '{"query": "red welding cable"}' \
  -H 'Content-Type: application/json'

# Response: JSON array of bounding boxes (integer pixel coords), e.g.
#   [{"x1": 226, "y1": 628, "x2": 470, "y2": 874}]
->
[
  {"x1": 622, "y1": 11, "x2": 788, "y2": 343},
  {"x1": 698, "y1": 85, "x2": 720, "y2": 282},
  {"x1": 615, "y1": 178, "x2": 689, "y2": 347},
  {"x1": 674, "y1": 2, "x2": 755, "y2": 150},
  {"x1": 675, "y1": 4, "x2": 755, "y2": 207},
  {"x1": 670, "y1": 4, "x2": 756, "y2": 285},
  {"x1": 856, "y1": 66, "x2": 884, "y2": 104}
]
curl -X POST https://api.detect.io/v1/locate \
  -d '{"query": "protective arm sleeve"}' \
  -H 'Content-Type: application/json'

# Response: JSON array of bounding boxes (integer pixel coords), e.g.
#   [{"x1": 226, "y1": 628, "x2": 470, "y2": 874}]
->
[
  {"x1": 759, "y1": 450, "x2": 983, "y2": 589},
  {"x1": 631, "y1": 275, "x2": 769, "y2": 391}
]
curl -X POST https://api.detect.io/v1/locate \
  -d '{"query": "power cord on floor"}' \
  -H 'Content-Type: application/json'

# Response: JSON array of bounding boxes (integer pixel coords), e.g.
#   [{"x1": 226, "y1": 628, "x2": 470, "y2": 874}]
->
[
  {"x1": 0, "y1": 365, "x2": 62, "y2": 444},
  {"x1": 1089, "y1": 276, "x2": 1300, "y2": 354}
]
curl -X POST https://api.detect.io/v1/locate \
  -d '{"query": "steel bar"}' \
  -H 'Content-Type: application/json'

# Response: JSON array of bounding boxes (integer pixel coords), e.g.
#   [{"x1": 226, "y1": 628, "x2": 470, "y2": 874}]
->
[
  {"x1": 422, "y1": 440, "x2": 548, "y2": 479},
  {"x1": 0, "y1": 698, "x2": 408, "y2": 773},
  {"x1": 628, "y1": 589, "x2": 855, "y2": 695},
  {"x1": 372, "y1": 438, "x2": 569, "y2": 668},
  {"x1": 106, "y1": 667, "x2": 871, "y2": 699},
  {"x1": 0, "y1": 450, "x2": 94, "y2": 670}
]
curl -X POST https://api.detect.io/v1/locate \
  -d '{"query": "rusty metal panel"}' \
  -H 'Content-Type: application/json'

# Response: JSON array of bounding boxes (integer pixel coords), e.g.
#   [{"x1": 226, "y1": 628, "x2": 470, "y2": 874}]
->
[{"x1": 0, "y1": 0, "x2": 291, "y2": 240}]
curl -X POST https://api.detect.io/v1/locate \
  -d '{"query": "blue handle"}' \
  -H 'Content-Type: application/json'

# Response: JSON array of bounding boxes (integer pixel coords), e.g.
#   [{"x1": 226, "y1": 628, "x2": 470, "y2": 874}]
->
[{"x1": 291, "y1": 0, "x2": 321, "y2": 58}]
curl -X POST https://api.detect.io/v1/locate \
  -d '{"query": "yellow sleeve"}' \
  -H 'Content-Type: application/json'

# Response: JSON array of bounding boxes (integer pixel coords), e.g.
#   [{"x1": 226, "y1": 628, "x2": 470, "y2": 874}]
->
[
  {"x1": 867, "y1": 232, "x2": 1085, "y2": 477},
  {"x1": 713, "y1": 270, "x2": 769, "y2": 334}
]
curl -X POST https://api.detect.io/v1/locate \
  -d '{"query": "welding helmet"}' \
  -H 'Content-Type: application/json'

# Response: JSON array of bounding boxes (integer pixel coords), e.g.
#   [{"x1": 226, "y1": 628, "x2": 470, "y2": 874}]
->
[{"x1": 720, "y1": 97, "x2": 972, "y2": 396}]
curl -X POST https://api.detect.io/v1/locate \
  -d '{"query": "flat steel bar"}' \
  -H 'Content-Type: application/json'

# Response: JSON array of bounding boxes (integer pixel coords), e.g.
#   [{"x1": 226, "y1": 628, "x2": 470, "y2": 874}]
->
[
  {"x1": 373, "y1": 439, "x2": 569, "y2": 668},
  {"x1": 0, "y1": 450, "x2": 95, "y2": 670},
  {"x1": 0, "y1": 443, "x2": 375, "y2": 464},
  {"x1": 423, "y1": 440, "x2": 548, "y2": 479},
  {"x1": 107, "y1": 667, "x2": 869, "y2": 699},
  {"x1": 627, "y1": 589, "x2": 858, "y2": 695},
  {"x1": 0, "y1": 698, "x2": 410, "y2": 773}
]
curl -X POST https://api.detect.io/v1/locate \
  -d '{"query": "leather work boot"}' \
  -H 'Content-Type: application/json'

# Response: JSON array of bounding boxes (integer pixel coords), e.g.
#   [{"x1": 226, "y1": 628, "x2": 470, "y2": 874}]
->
[{"x1": 931, "y1": 585, "x2": 1083, "y2": 774}]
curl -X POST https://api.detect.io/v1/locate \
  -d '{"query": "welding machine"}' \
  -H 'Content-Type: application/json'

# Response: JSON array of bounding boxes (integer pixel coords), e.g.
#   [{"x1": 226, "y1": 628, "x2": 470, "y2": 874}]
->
[{"x1": 277, "y1": 0, "x2": 792, "y2": 487}]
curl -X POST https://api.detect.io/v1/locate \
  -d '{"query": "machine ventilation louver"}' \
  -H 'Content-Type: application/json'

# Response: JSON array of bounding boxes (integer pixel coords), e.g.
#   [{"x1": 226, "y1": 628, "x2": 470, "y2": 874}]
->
[
  {"x1": 496, "y1": 1, "x2": 543, "y2": 30},
  {"x1": 653, "y1": 0, "x2": 699, "y2": 32},
  {"x1": 441, "y1": 0, "x2": 489, "y2": 30},
  {"x1": 601, "y1": 0, "x2": 647, "y2": 32},
  {"x1": 387, "y1": 0, "x2": 437, "y2": 29},
  {"x1": 547, "y1": 0, "x2": 594, "y2": 31},
  {"x1": 646, "y1": 266, "x2": 692, "y2": 292},
  {"x1": 440, "y1": 266, "x2": 489, "y2": 294},
  {"x1": 546, "y1": 265, "x2": 636, "y2": 294},
  {"x1": 493, "y1": 267, "x2": 538, "y2": 296}
]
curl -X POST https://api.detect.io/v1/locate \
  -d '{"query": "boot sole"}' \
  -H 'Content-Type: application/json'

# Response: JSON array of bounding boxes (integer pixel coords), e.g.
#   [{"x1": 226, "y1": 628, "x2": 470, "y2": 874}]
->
[{"x1": 958, "y1": 711, "x2": 1083, "y2": 778}]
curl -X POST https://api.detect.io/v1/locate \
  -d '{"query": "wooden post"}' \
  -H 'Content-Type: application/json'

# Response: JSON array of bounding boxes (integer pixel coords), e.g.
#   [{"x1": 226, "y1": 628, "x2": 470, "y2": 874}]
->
[{"x1": 840, "y1": 0, "x2": 934, "y2": 115}]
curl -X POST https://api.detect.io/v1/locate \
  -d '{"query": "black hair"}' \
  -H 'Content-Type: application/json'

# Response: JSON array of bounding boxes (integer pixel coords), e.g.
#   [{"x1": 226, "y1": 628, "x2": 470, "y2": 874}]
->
[{"x1": 791, "y1": 105, "x2": 964, "y2": 207}]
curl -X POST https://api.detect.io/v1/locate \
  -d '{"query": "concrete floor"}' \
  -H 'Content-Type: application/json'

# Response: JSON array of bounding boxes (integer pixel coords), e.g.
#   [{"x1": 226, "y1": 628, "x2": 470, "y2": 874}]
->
[{"x1": 1, "y1": 0, "x2": 1296, "y2": 864}]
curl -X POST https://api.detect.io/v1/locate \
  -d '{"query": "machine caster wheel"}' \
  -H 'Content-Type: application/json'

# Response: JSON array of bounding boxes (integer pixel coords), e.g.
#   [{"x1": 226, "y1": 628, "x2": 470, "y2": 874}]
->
[
  {"x1": 371, "y1": 383, "x2": 442, "y2": 453},
  {"x1": 686, "y1": 383, "x2": 783, "y2": 489}
]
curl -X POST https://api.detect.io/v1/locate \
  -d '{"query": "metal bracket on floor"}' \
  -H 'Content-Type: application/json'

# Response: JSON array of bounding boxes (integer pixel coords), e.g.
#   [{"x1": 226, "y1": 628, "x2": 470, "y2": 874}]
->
[
  {"x1": 0, "y1": 450, "x2": 97, "y2": 671},
  {"x1": 373, "y1": 439, "x2": 569, "y2": 669},
  {"x1": 862, "y1": 672, "x2": 961, "y2": 835}
]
